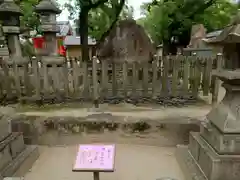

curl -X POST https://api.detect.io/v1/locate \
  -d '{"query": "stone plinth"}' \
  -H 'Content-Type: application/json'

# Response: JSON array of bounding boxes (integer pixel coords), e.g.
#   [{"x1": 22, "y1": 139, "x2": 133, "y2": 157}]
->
[
  {"x1": 177, "y1": 132, "x2": 240, "y2": 180},
  {"x1": 0, "y1": 47, "x2": 9, "y2": 57},
  {"x1": 0, "y1": 112, "x2": 39, "y2": 178},
  {"x1": 0, "y1": 133, "x2": 25, "y2": 171},
  {"x1": 0, "y1": 131, "x2": 39, "y2": 178},
  {"x1": 0, "y1": 118, "x2": 10, "y2": 142},
  {"x1": 41, "y1": 24, "x2": 59, "y2": 32},
  {"x1": 41, "y1": 56, "x2": 64, "y2": 64},
  {"x1": 177, "y1": 70, "x2": 240, "y2": 180},
  {"x1": 200, "y1": 121, "x2": 240, "y2": 154},
  {"x1": 2, "y1": 27, "x2": 20, "y2": 34}
]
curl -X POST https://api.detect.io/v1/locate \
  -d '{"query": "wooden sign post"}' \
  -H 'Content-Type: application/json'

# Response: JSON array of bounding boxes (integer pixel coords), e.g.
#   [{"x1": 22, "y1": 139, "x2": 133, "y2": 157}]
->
[{"x1": 72, "y1": 144, "x2": 116, "y2": 180}]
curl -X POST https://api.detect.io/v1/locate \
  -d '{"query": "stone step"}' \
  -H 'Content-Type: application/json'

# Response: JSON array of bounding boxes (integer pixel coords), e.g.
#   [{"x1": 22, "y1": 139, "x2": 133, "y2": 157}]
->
[
  {"x1": 176, "y1": 145, "x2": 207, "y2": 180},
  {"x1": 188, "y1": 132, "x2": 240, "y2": 180},
  {"x1": 0, "y1": 117, "x2": 11, "y2": 142},
  {"x1": 1, "y1": 145, "x2": 39, "y2": 177},
  {"x1": 200, "y1": 121, "x2": 240, "y2": 154},
  {"x1": 0, "y1": 133, "x2": 26, "y2": 171}
]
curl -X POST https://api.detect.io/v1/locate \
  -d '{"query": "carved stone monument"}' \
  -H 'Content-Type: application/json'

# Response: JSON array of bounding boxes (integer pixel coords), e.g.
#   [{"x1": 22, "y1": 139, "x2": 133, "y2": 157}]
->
[
  {"x1": 35, "y1": 0, "x2": 64, "y2": 63},
  {"x1": 188, "y1": 24, "x2": 206, "y2": 48},
  {"x1": 97, "y1": 19, "x2": 155, "y2": 63},
  {"x1": 176, "y1": 11, "x2": 240, "y2": 180}
]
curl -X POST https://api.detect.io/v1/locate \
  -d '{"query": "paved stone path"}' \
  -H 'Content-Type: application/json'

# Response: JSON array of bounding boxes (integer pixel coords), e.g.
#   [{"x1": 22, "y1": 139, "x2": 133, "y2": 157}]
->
[
  {"x1": 19, "y1": 86, "x2": 226, "y2": 124},
  {"x1": 24, "y1": 145, "x2": 184, "y2": 180},
  {"x1": 20, "y1": 105, "x2": 211, "y2": 124}
]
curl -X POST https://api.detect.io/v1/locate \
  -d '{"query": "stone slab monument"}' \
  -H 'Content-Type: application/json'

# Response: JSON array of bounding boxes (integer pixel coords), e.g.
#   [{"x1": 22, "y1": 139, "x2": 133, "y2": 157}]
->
[
  {"x1": 176, "y1": 11, "x2": 240, "y2": 180},
  {"x1": 96, "y1": 19, "x2": 155, "y2": 97},
  {"x1": 188, "y1": 24, "x2": 206, "y2": 49},
  {"x1": 0, "y1": 0, "x2": 39, "y2": 179},
  {"x1": 97, "y1": 19, "x2": 155, "y2": 63}
]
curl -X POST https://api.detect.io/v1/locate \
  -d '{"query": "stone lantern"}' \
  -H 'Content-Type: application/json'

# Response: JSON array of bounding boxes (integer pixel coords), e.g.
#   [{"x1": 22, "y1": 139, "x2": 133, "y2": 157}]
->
[
  {"x1": 0, "y1": 24, "x2": 9, "y2": 59},
  {"x1": 177, "y1": 11, "x2": 240, "y2": 180},
  {"x1": 0, "y1": 0, "x2": 24, "y2": 61},
  {"x1": 35, "y1": 0, "x2": 62, "y2": 59}
]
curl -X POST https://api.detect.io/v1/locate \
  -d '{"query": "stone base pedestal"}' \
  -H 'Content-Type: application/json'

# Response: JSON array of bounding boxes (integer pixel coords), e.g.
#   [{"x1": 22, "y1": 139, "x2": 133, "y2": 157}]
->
[
  {"x1": 2, "y1": 145, "x2": 39, "y2": 177},
  {"x1": 0, "y1": 119, "x2": 11, "y2": 143},
  {"x1": 200, "y1": 121, "x2": 240, "y2": 154},
  {"x1": 177, "y1": 132, "x2": 240, "y2": 180},
  {"x1": 0, "y1": 133, "x2": 39, "y2": 178},
  {"x1": 0, "y1": 133, "x2": 25, "y2": 171}
]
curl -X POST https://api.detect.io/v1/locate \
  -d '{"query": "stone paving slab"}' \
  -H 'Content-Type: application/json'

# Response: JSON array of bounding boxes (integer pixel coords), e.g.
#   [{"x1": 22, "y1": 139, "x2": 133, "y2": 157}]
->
[
  {"x1": 19, "y1": 105, "x2": 212, "y2": 124},
  {"x1": 24, "y1": 145, "x2": 184, "y2": 180},
  {"x1": 176, "y1": 145, "x2": 207, "y2": 180},
  {"x1": 1, "y1": 146, "x2": 39, "y2": 177}
]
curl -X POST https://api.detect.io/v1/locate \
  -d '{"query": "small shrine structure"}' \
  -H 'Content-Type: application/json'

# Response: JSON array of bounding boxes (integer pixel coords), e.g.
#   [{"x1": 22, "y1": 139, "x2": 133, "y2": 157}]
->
[
  {"x1": 177, "y1": 11, "x2": 240, "y2": 180},
  {"x1": 97, "y1": 19, "x2": 155, "y2": 63}
]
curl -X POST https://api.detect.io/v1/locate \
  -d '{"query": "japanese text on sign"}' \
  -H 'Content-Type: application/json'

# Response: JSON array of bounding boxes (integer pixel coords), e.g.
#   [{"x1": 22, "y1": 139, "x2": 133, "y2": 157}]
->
[{"x1": 73, "y1": 144, "x2": 115, "y2": 172}]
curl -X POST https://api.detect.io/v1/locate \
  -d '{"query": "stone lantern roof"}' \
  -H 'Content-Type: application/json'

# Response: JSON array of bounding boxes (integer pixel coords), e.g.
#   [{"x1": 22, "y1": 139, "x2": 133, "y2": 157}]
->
[
  {"x1": 0, "y1": 0, "x2": 22, "y2": 15},
  {"x1": 35, "y1": 0, "x2": 61, "y2": 14},
  {"x1": 206, "y1": 11, "x2": 240, "y2": 44}
]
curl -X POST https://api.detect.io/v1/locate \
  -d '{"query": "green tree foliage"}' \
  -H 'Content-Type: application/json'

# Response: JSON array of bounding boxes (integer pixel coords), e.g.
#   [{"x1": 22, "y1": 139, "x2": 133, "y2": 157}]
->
[
  {"x1": 88, "y1": 2, "x2": 133, "y2": 40},
  {"x1": 14, "y1": 0, "x2": 62, "y2": 33},
  {"x1": 64, "y1": 0, "x2": 126, "y2": 60},
  {"x1": 138, "y1": 0, "x2": 238, "y2": 55},
  {"x1": 15, "y1": 0, "x2": 40, "y2": 33},
  {"x1": 195, "y1": 0, "x2": 238, "y2": 32}
]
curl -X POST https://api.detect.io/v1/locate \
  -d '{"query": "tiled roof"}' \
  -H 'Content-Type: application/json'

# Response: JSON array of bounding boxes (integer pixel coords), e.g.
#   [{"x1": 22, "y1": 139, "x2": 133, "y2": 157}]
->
[
  {"x1": 64, "y1": 36, "x2": 96, "y2": 46},
  {"x1": 57, "y1": 21, "x2": 72, "y2": 36},
  {"x1": 206, "y1": 30, "x2": 222, "y2": 38}
]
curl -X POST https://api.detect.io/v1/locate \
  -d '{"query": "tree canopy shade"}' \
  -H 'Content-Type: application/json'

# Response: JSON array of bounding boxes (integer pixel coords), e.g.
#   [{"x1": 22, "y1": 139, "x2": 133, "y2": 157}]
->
[{"x1": 138, "y1": 0, "x2": 238, "y2": 55}]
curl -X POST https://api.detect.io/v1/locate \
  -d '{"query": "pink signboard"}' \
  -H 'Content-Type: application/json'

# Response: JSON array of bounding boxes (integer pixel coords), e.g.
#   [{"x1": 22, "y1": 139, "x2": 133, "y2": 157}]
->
[{"x1": 73, "y1": 144, "x2": 116, "y2": 172}]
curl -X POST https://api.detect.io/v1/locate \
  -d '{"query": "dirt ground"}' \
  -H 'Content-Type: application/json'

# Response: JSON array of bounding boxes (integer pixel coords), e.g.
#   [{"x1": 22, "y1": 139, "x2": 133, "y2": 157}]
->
[
  {"x1": 17, "y1": 87, "x2": 226, "y2": 180},
  {"x1": 24, "y1": 144, "x2": 184, "y2": 180}
]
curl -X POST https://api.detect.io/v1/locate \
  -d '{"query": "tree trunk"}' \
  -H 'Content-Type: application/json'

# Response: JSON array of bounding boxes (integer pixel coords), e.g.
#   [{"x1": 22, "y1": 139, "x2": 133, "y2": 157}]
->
[
  {"x1": 97, "y1": 0, "x2": 126, "y2": 44},
  {"x1": 79, "y1": 9, "x2": 89, "y2": 61},
  {"x1": 163, "y1": 41, "x2": 177, "y2": 56}
]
